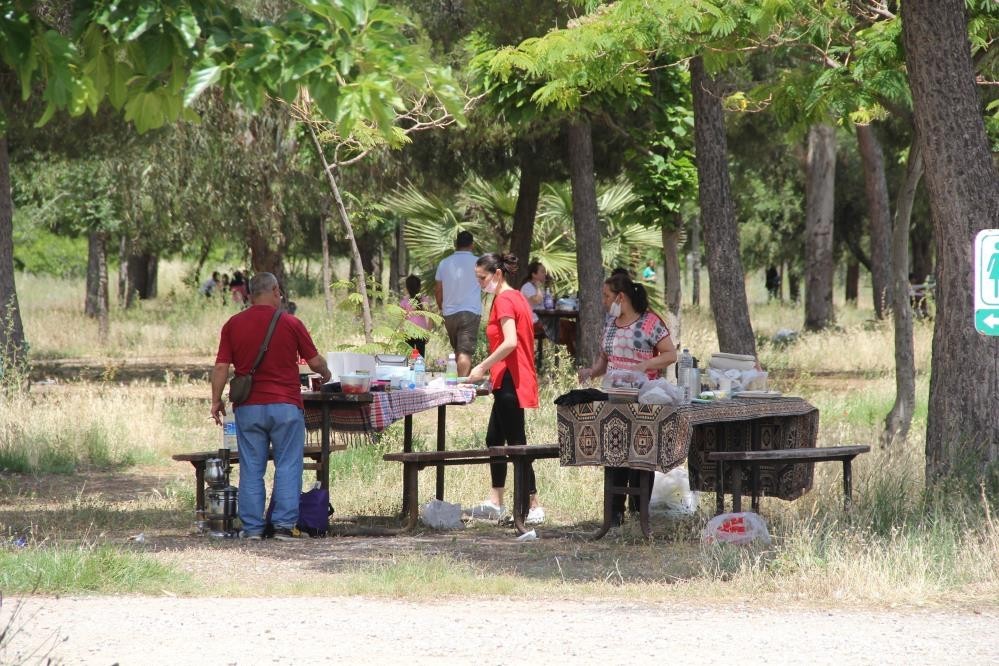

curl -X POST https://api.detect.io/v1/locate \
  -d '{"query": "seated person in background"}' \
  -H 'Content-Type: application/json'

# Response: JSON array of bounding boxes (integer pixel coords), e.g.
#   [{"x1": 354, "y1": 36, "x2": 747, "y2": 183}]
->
[
  {"x1": 577, "y1": 271, "x2": 678, "y2": 524},
  {"x1": 519, "y1": 260, "x2": 548, "y2": 337},
  {"x1": 401, "y1": 274, "x2": 432, "y2": 358}
]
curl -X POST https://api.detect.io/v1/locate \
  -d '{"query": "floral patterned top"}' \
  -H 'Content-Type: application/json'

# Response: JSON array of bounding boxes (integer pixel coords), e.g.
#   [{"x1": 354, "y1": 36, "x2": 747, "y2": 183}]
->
[{"x1": 601, "y1": 311, "x2": 671, "y2": 379}]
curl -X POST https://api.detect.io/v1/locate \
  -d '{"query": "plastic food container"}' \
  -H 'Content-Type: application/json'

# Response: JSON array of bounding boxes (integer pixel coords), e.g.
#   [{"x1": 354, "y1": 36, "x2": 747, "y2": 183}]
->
[{"x1": 340, "y1": 373, "x2": 371, "y2": 394}]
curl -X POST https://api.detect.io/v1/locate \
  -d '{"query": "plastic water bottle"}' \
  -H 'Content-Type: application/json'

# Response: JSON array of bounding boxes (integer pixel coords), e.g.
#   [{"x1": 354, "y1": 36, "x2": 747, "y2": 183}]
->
[
  {"x1": 222, "y1": 410, "x2": 238, "y2": 450},
  {"x1": 543, "y1": 288, "x2": 554, "y2": 310},
  {"x1": 677, "y1": 348, "x2": 693, "y2": 403},
  {"x1": 445, "y1": 353, "x2": 458, "y2": 387},
  {"x1": 413, "y1": 353, "x2": 426, "y2": 388}
]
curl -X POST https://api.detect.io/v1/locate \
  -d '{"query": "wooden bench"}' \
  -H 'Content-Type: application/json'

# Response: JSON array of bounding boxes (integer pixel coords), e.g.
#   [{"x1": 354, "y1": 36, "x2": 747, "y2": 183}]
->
[
  {"x1": 383, "y1": 445, "x2": 560, "y2": 533},
  {"x1": 172, "y1": 446, "x2": 325, "y2": 519},
  {"x1": 707, "y1": 444, "x2": 871, "y2": 514}
]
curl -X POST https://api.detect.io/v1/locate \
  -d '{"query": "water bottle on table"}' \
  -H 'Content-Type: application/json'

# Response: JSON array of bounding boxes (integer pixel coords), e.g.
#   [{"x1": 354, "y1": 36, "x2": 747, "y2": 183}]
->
[
  {"x1": 677, "y1": 348, "x2": 693, "y2": 403},
  {"x1": 445, "y1": 353, "x2": 458, "y2": 387},
  {"x1": 413, "y1": 353, "x2": 426, "y2": 388}
]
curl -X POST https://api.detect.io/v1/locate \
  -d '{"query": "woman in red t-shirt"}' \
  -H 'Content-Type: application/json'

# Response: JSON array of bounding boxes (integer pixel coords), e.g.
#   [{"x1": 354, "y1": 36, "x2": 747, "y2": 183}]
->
[{"x1": 466, "y1": 252, "x2": 544, "y2": 525}]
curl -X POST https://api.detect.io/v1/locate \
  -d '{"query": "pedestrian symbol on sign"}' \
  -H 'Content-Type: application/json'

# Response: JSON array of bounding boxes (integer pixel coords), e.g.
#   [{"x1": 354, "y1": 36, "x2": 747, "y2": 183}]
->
[
  {"x1": 974, "y1": 229, "x2": 999, "y2": 335},
  {"x1": 988, "y1": 240, "x2": 999, "y2": 301}
]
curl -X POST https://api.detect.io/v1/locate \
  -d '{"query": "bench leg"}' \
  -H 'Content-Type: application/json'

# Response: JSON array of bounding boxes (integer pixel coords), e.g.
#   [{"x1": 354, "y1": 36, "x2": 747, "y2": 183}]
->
[
  {"x1": 192, "y1": 462, "x2": 206, "y2": 519},
  {"x1": 843, "y1": 458, "x2": 854, "y2": 512},
  {"x1": 401, "y1": 463, "x2": 420, "y2": 531},
  {"x1": 731, "y1": 461, "x2": 743, "y2": 513}
]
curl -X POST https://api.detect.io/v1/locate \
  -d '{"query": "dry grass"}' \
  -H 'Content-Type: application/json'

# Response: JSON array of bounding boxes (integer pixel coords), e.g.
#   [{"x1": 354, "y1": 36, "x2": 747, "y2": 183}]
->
[{"x1": 3, "y1": 262, "x2": 997, "y2": 608}]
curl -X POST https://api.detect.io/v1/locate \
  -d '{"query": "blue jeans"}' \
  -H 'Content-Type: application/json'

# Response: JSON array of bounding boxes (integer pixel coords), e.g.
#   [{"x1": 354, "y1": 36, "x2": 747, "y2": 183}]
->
[{"x1": 234, "y1": 403, "x2": 305, "y2": 535}]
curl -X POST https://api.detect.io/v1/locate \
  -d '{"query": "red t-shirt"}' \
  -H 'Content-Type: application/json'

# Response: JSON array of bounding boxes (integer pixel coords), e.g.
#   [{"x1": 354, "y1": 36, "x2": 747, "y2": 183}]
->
[
  {"x1": 486, "y1": 289, "x2": 538, "y2": 408},
  {"x1": 215, "y1": 305, "x2": 320, "y2": 408}
]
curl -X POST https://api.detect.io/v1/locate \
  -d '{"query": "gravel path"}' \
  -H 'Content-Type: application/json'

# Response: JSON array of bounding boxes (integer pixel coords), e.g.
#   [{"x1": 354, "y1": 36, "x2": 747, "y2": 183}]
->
[{"x1": 5, "y1": 596, "x2": 997, "y2": 665}]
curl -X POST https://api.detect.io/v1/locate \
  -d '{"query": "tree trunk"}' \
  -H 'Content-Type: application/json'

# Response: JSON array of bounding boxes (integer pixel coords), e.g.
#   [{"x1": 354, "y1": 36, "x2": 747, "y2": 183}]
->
[
  {"x1": 146, "y1": 255, "x2": 158, "y2": 299},
  {"x1": 247, "y1": 226, "x2": 286, "y2": 290},
  {"x1": 307, "y1": 123, "x2": 373, "y2": 343},
  {"x1": 0, "y1": 135, "x2": 27, "y2": 385},
  {"x1": 690, "y1": 214, "x2": 701, "y2": 307},
  {"x1": 856, "y1": 124, "x2": 893, "y2": 319},
  {"x1": 845, "y1": 261, "x2": 859, "y2": 304},
  {"x1": 788, "y1": 270, "x2": 801, "y2": 303},
  {"x1": 567, "y1": 118, "x2": 605, "y2": 366},
  {"x1": 320, "y1": 211, "x2": 333, "y2": 315},
  {"x1": 883, "y1": 139, "x2": 924, "y2": 448},
  {"x1": 85, "y1": 231, "x2": 110, "y2": 342},
  {"x1": 662, "y1": 221, "x2": 682, "y2": 319},
  {"x1": 803, "y1": 124, "x2": 837, "y2": 331},
  {"x1": 690, "y1": 57, "x2": 756, "y2": 356},
  {"x1": 126, "y1": 252, "x2": 157, "y2": 302},
  {"x1": 117, "y1": 236, "x2": 128, "y2": 307},
  {"x1": 510, "y1": 141, "x2": 543, "y2": 285},
  {"x1": 903, "y1": 0, "x2": 999, "y2": 484}
]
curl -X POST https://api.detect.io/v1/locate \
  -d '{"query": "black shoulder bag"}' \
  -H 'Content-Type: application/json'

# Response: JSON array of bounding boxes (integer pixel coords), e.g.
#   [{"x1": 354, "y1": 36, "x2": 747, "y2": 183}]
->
[{"x1": 228, "y1": 308, "x2": 283, "y2": 405}]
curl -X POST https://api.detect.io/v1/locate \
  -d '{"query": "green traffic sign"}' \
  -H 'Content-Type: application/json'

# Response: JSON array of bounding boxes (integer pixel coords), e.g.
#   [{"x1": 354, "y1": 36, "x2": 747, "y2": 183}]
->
[{"x1": 975, "y1": 309, "x2": 999, "y2": 335}]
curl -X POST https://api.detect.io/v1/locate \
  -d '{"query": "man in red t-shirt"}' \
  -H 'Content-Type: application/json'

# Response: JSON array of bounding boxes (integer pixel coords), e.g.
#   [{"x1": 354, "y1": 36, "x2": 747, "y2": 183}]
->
[{"x1": 210, "y1": 272, "x2": 330, "y2": 540}]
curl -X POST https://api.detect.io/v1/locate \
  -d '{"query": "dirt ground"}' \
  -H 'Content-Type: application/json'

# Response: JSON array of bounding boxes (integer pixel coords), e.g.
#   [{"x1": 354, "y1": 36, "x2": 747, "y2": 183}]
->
[{"x1": 5, "y1": 595, "x2": 998, "y2": 664}]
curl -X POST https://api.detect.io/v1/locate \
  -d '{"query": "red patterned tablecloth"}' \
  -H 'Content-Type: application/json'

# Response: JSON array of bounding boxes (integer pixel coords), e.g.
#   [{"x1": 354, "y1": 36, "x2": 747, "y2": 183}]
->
[{"x1": 305, "y1": 386, "x2": 477, "y2": 433}]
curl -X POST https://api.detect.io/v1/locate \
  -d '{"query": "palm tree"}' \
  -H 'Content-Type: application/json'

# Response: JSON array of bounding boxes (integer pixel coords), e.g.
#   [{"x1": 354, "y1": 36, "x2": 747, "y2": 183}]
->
[{"x1": 390, "y1": 172, "x2": 662, "y2": 294}]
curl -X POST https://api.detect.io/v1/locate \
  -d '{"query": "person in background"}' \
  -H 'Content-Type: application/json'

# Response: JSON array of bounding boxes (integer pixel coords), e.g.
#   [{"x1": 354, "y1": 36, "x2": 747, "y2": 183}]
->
[
  {"x1": 435, "y1": 230, "x2": 480, "y2": 377},
  {"x1": 642, "y1": 259, "x2": 656, "y2": 284},
  {"x1": 466, "y1": 253, "x2": 544, "y2": 525},
  {"x1": 230, "y1": 270, "x2": 249, "y2": 305},
  {"x1": 577, "y1": 271, "x2": 678, "y2": 525},
  {"x1": 200, "y1": 271, "x2": 220, "y2": 298},
  {"x1": 211, "y1": 272, "x2": 330, "y2": 541},
  {"x1": 520, "y1": 260, "x2": 577, "y2": 357},
  {"x1": 518, "y1": 260, "x2": 548, "y2": 336},
  {"x1": 401, "y1": 274, "x2": 432, "y2": 358}
]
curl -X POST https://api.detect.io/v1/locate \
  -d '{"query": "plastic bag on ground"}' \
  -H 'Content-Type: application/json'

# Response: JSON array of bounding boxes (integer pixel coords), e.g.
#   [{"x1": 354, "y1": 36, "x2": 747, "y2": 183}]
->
[
  {"x1": 420, "y1": 499, "x2": 465, "y2": 530},
  {"x1": 701, "y1": 512, "x2": 771, "y2": 546},
  {"x1": 701, "y1": 511, "x2": 771, "y2": 546},
  {"x1": 649, "y1": 467, "x2": 699, "y2": 516}
]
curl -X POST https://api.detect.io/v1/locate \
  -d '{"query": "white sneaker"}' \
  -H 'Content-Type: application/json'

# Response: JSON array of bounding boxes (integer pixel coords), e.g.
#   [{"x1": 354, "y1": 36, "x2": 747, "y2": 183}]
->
[
  {"x1": 525, "y1": 507, "x2": 546, "y2": 525},
  {"x1": 467, "y1": 501, "x2": 504, "y2": 520}
]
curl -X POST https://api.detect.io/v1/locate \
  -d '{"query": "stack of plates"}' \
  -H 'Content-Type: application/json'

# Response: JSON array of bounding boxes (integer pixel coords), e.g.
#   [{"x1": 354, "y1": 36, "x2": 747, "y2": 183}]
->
[
  {"x1": 709, "y1": 352, "x2": 757, "y2": 372},
  {"x1": 735, "y1": 390, "x2": 782, "y2": 399}
]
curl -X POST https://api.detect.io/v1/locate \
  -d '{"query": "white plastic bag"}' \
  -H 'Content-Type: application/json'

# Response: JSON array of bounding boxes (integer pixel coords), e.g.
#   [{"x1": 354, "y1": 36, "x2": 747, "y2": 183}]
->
[
  {"x1": 700, "y1": 511, "x2": 771, "y2": 546},
  {"x1": 638, "y1": 379, "x2": 682, "y2": 405},
  {"x1": 420, "y1": 499, "x2": 465, "y2": 530},
  {"x1": 649, "y1": 467, "x2": 699, "y2": 516}
]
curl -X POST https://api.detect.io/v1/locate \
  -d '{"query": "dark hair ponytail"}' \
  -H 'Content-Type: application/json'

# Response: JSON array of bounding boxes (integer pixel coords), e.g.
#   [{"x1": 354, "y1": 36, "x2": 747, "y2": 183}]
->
[
  {"x1": 477, "y1": 252, "x2": 520, "y2": 281},
  {"x1": 605, "y1": 272, "x2": 648, "y2": 314}
]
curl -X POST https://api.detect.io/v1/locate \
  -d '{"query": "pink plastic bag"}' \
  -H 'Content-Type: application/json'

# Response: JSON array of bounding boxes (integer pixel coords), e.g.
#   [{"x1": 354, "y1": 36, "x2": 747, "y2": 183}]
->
[{"x1": 701, "y1": 512, "x2": 771, "y2": 546}]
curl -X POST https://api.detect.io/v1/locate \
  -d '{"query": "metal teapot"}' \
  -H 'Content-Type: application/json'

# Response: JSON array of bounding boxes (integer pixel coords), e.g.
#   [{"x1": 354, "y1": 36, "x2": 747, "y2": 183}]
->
[{"x1": 204, "y1": 458, "x2": 228, "y2": 485}]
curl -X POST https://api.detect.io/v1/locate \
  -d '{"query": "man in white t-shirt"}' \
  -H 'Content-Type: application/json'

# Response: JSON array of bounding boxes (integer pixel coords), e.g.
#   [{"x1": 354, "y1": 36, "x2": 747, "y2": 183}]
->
[{"x1": 434, "y1": 231, "x2": 481, "y2": 376}]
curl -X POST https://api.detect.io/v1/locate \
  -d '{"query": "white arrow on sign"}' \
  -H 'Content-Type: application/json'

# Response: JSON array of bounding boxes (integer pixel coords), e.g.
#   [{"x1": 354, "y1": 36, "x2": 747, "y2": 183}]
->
[{"x1": 986, "y1": 314, "x2": 999, "y2": 328}]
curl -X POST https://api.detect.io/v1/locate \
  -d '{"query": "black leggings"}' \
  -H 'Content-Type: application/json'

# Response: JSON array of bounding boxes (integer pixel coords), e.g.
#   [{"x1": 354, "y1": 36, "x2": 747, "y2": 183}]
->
[{"x1": 485, "y1": 372, "x2": 536, "y2": 495}]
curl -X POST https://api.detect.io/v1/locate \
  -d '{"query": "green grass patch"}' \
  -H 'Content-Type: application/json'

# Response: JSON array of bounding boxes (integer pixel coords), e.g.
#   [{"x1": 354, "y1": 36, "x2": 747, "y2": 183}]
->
[{"x1": 0, "y1": 545, "x2": 191, "y2": 594}]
